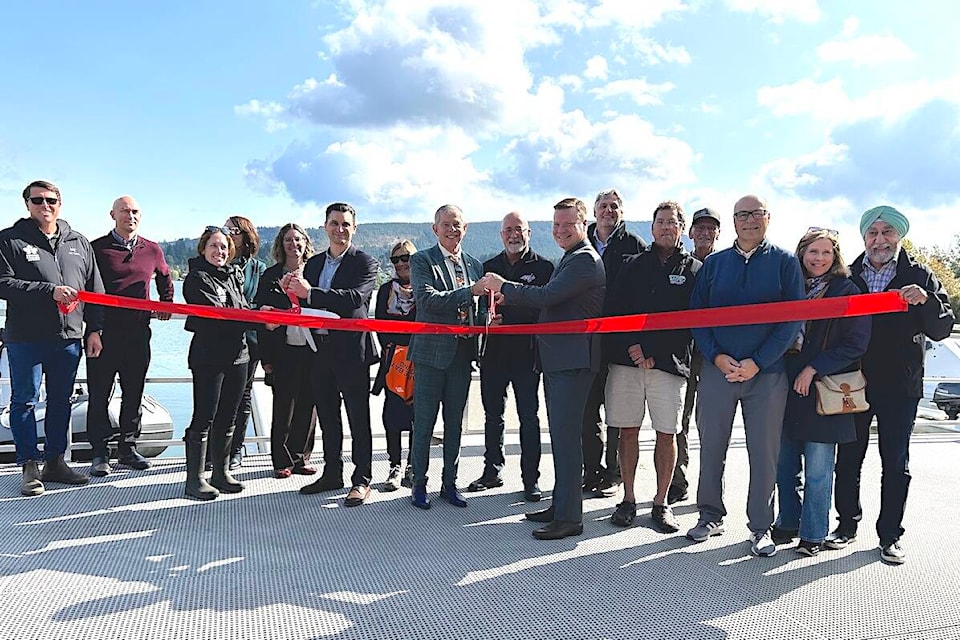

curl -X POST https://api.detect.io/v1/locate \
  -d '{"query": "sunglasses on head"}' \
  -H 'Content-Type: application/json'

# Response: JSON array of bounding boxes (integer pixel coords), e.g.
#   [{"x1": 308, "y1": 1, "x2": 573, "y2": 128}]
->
[
  {"x1": 28, "y1": 196, "x2": 59, "y2": 206},
  {"x1": 806, "y1": 226, "x2": 839, "y2": 237},
  {"x1": 389, "y1": 254, "x2": 411, "y2": 265},
  {"x1": 205, "y1": 225, "x2": 234, "y2": 235}
]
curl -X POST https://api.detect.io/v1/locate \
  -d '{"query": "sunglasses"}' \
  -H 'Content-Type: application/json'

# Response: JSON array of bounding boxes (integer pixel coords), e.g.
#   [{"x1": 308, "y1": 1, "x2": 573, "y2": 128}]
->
[
  {"x1": 205, "y1": 225, "x2": 234, "y2": 235},
  {"x1": 28, "y1": 197, "x2": 59, "y2": 206},
  {"x1": 389, "y1": 254, "x2": 411, "y2": 265},
  {"x1": 806, "y1": 226, "x2": 839, "y2": 237}
]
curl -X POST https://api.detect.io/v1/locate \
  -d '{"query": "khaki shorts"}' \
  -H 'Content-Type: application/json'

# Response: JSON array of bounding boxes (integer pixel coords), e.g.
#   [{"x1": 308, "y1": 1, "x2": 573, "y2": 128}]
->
[{"x1": 605, "y1": 363, "x2": 686, "y2": 434}]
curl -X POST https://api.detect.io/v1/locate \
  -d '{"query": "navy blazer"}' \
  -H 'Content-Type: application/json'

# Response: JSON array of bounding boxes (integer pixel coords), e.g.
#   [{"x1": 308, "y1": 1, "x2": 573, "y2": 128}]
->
[
  {"x1": 408, "y1": 244, "x2": 485, "y2": 369},
  {"x1": 501, "y1": 240, "x2": 606, "y2": 373},
  {"x1": 301, "y1": 245, "x2": 379, "y2": 368}
]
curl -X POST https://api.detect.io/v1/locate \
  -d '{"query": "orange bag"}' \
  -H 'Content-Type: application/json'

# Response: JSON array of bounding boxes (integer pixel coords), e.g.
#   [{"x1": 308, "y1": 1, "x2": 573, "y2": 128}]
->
[{"x1": 385, "y1": 345, "x2": 415, "y2": 403}]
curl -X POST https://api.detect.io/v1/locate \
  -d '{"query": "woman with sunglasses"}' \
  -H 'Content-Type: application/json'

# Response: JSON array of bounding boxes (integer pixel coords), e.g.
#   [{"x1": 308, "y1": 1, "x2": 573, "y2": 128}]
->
[
  {"x1": 772, "y1": 228, "x2": 871, "y2": 554},
  {"x1": 221, "y1": 216, "x2": 267, "y2": 470},
  {"x1": 181, "y1": 226, "x2": 256, "y2": 500},
  {"x1": 371, "y1": 240, "x2": 418, "y2": 491},
  {"x1": 254, "y1": 223, "x2": 319, "y2": 478}
]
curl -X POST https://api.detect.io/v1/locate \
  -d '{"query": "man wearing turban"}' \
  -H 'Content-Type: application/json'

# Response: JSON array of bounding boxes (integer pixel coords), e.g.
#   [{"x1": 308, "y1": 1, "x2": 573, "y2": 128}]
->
[{"x1": 828, "y1": 205, "x2": 955, "y2": 564}]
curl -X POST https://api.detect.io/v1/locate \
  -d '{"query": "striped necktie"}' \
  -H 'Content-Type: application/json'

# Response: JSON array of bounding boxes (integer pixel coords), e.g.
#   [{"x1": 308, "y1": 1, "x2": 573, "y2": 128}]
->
[{"x1": 449, "y1": 255, "x2": 471, "y2": 330}]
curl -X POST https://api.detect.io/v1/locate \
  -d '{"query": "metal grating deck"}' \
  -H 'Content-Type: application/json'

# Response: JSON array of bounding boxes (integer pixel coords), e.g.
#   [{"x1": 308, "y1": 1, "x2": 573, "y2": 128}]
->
[{"x1": 1, "y1": 429, "x2": 958, "y2": 640}]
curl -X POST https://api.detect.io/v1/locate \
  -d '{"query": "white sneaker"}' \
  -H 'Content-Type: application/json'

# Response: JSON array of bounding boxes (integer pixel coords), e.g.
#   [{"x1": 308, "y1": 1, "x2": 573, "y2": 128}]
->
[
  {"x1": 751, "y1": 530, "x2": 777, "y2": 557},
  {"x1": 686, "y1": 520, "x2": 725, "y2": 542}
]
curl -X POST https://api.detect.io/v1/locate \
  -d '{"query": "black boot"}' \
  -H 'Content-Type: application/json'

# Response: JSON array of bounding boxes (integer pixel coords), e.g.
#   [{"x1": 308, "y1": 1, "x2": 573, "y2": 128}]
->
[
  {"x1": 117, "y1": 442, "x2": 152, "y2": 471},
  {"x1": 41, "y1": 455, "x2": 90, "y2": 485},
  {"x1": 184, "y1": 437, "x2": 219, "y2": 501},
  {"x1": 209, "y1": 429, "x2": 244, "y2": 494}
]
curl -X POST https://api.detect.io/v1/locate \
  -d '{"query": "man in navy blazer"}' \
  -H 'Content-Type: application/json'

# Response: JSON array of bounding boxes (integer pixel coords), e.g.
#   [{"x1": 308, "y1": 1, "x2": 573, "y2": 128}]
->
[
  {"x1": 283, "y1": 203, "x2": 379, "y2": 507},
  {"x1": 408, "y1": 204, "x2": 488, "y2": 510},
  {"x1": 480, "y1": 197, "x2": 606, "y2": 539}
]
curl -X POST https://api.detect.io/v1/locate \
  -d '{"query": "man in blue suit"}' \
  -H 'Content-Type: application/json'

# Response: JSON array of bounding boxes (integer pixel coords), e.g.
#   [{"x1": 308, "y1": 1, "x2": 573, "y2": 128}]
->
[
  {"x1": 408, "y1": 204, "x2": 488, "y2": 509},
  {"x1": 479, "y1": 197, "x2": 606, "y2": 539},
  {"x1": 284, "y1": 202, "x2": 379, "y2": 507}
]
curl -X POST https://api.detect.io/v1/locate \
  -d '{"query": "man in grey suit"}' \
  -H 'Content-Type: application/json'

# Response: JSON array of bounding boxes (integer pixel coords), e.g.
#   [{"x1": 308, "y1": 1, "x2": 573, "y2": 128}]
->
[
  {"x1": 479, "y1": 197, "x2": 605, "y2": 540},
  {"x1": 408, "y1": 204, "x2": 488, "y2": 510}
]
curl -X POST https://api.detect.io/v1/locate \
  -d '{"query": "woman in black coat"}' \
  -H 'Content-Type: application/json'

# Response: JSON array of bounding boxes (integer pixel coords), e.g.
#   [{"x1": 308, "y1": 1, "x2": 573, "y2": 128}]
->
[
  {"x1": 773, "y1": 228, "x2": 871, "y2": 554},
  {"x1": 371, "y1": 240, "x2": 418, "y2": 491},
  {"x1": 254, "y1": 223, "x2": 318, "y2": 478},
  {"x1": 182, "y1": 226, "x2": 253, "y2": 500}
]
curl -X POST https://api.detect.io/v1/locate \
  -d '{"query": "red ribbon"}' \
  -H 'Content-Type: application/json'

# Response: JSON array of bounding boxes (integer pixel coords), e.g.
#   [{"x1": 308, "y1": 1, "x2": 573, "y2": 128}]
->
[{"x1": 64, "y1": 290, "x2": 907, "y2": 335}]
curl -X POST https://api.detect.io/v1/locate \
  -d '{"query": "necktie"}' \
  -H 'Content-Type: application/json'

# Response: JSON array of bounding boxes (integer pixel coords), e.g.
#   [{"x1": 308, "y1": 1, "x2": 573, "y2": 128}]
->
[{"x1": 449, "y1": 255, "x2": 472, "y2": 331}]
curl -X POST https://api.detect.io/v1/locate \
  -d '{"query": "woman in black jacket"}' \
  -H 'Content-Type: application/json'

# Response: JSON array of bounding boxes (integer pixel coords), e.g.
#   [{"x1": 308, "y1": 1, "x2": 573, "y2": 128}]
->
[
  {"x1": 773, "y1": 228, "x2": 871, "y2": 554},
  {"x1": 371, "y1": 240, "x2": 418, "y2": 491},
  {"x1": 182, "y1": 226, "x2": 253, "y2": 500},
  {"x1": 254, "y1": 223, "x2": 318, "y2": 478}
]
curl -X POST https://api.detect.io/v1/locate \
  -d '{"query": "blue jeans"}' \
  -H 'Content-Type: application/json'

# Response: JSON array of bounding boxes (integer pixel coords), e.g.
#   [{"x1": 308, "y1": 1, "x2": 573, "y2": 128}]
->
[
  {"x1": 479, "y1": 361, "x2": 541, "y2": 486},
  {"x1": 776, "y1": 435, "x2": 835, "y2": 543},
  {"x1": 7, "y1": 340, "x2": 83, "y2": 465}
]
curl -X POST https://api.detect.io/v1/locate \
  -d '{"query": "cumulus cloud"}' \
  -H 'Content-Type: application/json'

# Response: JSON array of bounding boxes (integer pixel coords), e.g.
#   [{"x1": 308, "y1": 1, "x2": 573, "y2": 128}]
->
[
  {"x1": 584, "y1": 55, "x2": 608, "y2": 80},
  {"x1": 725, "y1": 0, "x2": 820, "y2": 24},
  {"x1": 493, "y1": 112, "x2": 697, "y2": 197},
  {"x1": 589, "y1": 79, "x2": 676, "y2": 106},
  {"x1": 817, "y1": 17, "x2": 914, "y2": 67}
]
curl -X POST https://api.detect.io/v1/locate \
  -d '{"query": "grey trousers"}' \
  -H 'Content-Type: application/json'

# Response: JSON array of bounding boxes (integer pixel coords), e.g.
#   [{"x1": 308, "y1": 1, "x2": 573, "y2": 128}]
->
[
  {"x1": 695, "y1": 363, "x2": 788, "y2": 533},
  {"x1": 544, "y1": 368, "x2": 595, "y2": 523}
]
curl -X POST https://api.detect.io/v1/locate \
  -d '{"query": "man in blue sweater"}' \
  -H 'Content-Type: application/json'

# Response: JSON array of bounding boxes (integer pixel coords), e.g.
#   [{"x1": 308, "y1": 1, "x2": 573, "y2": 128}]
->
[{"x1": 686, "y1": 194, "x2": 804, "y2": 557}]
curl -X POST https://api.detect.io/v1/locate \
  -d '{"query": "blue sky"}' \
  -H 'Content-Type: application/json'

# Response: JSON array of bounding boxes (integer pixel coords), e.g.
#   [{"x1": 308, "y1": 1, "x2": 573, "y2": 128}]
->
[{"x1": 2, "y1": 0, "x2": 958, "y2": 251}]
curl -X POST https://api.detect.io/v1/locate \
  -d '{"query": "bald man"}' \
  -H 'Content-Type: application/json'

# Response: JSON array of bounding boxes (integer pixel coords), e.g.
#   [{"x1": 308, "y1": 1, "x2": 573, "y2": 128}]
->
[
  {"x1": 687, "y1": 195, "x2": 804, "y2": 557},
  {"x1": 86, "y1": 195, "x2": 175, "y2": 476},
  {"x1": 470, "y1": 212, "x2": 554, "y2": 501}
]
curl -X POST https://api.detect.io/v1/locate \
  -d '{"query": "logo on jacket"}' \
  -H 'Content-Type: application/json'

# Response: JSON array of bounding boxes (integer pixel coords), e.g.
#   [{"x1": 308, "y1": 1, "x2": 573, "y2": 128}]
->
[
  {"x1": 68, "y1": 247, "x2": 82, "y2": 257},
  {"x1": 520, "y1": 273, "x2": 536, "y2": 283},
  {"x1": 24, "y1": 245, "x2": 40, "y2": 262},
  {"x1": 668, "y1": 274, "x2": 686, "y2": 285}
]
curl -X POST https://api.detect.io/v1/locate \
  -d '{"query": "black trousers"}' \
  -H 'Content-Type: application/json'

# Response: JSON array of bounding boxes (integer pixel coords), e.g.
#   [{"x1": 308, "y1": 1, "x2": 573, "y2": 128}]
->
[
  {"x1": 184, "y1": 362, "x2": 246, "y2": 442},
  {"x1": 86, "y1": 326, "x2": 151, "y2": 456},
  {"x1": 270, "y1": 343, "x2": 317, "y2": 470},
  {"x1": 229, "y1": 332, "x2": 260, "y2": 454},
  {"x1": 311, "y1": 342, "x2": 373, "y2": 487},
  {"x1": 581, "y1": 366, "x2": 619, "y2": 483}
]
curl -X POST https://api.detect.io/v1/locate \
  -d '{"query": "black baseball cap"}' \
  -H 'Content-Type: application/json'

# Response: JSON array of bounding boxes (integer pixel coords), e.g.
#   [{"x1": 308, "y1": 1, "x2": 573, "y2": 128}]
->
[{"x1": 692, "y1": 207, "x2": 721, "y2": 226}]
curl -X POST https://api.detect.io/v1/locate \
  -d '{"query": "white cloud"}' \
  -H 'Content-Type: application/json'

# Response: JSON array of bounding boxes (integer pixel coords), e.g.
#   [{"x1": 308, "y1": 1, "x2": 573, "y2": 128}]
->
[
  {"x1": 817, "y1": 17, "x2": 914, "y2": 67},
  {"x1": 725, "y1": 0, "x2": 820, "y2": 24},
  {"x1": 556, "y1": 75, "x2": 584, "y2": 92},
  {"x1": 234, "y1": 100, "x2": 288, "y2": 133},
  {"x1": 589, "y1": 79, "x2": 676, "y2": 106},
  {"x1": 584, "y1": 55, "x2": 608, "y2": 81},
  {"x1": 617, "y1": 35, "x2": 691, "y2": 65},
  {"x1": 585, "y1": 0, "x2": 689, "y2": 29}
]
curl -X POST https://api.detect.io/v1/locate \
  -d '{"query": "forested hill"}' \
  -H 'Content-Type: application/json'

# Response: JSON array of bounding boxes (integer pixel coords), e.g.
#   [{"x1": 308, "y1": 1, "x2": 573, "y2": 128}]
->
[{"x1": 159, "y1": 220, "x2": 655, "y2": 277}]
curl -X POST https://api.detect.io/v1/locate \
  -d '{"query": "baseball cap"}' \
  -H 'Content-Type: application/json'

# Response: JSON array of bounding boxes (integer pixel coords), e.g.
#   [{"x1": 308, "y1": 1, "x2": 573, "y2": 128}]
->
[{"x1": 692, "y1": 207, "x2": 721, "y2": 226}]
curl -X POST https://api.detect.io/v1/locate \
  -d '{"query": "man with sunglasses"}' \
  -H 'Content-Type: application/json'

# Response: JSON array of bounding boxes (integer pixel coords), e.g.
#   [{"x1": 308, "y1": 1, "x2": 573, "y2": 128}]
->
[
  {"x1": 86, "y1": 195, "x2": 175, "y2": 477},
  {"x1": 687, "y1": 194, "x2": 804, "y2": 557},
  {"x1": 284, "y1": 203, "x2": 379, "y2": 508},
  {"x1": 469, "y1": 211, "x2": 554, "y2": 502},
  {"x1": 0, "y1": 180, "x2": 105, "y2": 496}
]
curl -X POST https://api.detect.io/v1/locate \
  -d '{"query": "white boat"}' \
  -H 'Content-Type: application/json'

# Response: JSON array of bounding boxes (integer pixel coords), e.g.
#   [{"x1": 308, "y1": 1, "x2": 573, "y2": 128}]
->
[{"x1": 0, "y1": 336, "x2": 174, "y2": 463}]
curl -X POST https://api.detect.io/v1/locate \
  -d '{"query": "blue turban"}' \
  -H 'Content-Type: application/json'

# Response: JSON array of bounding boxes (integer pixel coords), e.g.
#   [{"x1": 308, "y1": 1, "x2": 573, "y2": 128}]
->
[{"x1": 859, "y1": 205, "x2": 910, "y2": 238}]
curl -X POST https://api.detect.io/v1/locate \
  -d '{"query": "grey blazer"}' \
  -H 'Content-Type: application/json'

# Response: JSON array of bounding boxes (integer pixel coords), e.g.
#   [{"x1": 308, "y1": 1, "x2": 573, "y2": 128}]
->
[
  {"x1": 501, "y1": 240, "x2": 605, "y2": 373},
  {"x1": 408, "y1": 244, "x2": 485, "y2": 369}
]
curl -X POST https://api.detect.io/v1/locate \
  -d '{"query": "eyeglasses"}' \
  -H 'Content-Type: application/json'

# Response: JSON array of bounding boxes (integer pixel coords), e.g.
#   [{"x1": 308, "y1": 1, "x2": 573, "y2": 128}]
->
[
  {"x1": 205, "y1": 225, "x2": 234, "y2": 235},
  {"x1": 28, "y1": 197, "x2": 59, "y2": 206},
  {"x1": 501, "y1": 226, "x2": 529, "y2": 235},
  {"x1": 389, "y1": 255, "x2": 411, "y2": 265},
  {"x1": 733, "y1": 209, "x2": 768, "y2": 221},
  {"x1": 806, "y1": 226, "x2": 839, "y2": 237}
]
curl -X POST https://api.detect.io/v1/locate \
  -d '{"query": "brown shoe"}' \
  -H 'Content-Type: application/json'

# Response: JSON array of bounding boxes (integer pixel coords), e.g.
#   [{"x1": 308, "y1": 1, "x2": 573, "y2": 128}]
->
[
  {"x1": 40, "y1": 456, "x2": 90, "y2": 486},
  {"x1": 21, "y1": 461, "x2": 44, "y2": 497},
  {"x1": 344, "y1": 484, "x2": 371, "y2": 507}
]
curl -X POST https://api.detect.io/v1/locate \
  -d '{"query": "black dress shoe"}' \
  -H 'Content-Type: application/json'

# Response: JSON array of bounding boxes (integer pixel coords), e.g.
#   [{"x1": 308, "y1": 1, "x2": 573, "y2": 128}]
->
[
  {"x1": 523, "y1": 483, "x2": 542, "y2": 502},
  {"x1": 441, "y1": 485, "x2": 467, "y2": 507},
  {"x1": 533, "y1": 521, "x2": 583, "y2": 540},
  {"x1": 667, "y1": 485, "x2": 689, "y2": 505},
  {"x1": 525, "y1": 506, "x2": 555, "y2": 523},
  {"x1": 411, "y1": 484, "x2": 431, "y2": 510},
  {"x1": 299, "y1": 475, "x2": 344, "y2": 495},
  {"x1": 467, "y1": 475, "x2": 503, "y2": 492},
  {"x1": 89, "y1": 456, "x2": 111, "y2": 478},
  {"x1": 118, "y1": 449, "x2": 151, "y2": 471}
]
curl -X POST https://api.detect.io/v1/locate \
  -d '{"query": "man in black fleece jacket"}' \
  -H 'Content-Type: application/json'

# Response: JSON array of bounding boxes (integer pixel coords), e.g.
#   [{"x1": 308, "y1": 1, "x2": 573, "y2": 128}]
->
[{"x1": 0, "y1": 180, "x2": 104, "y2": 496}]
